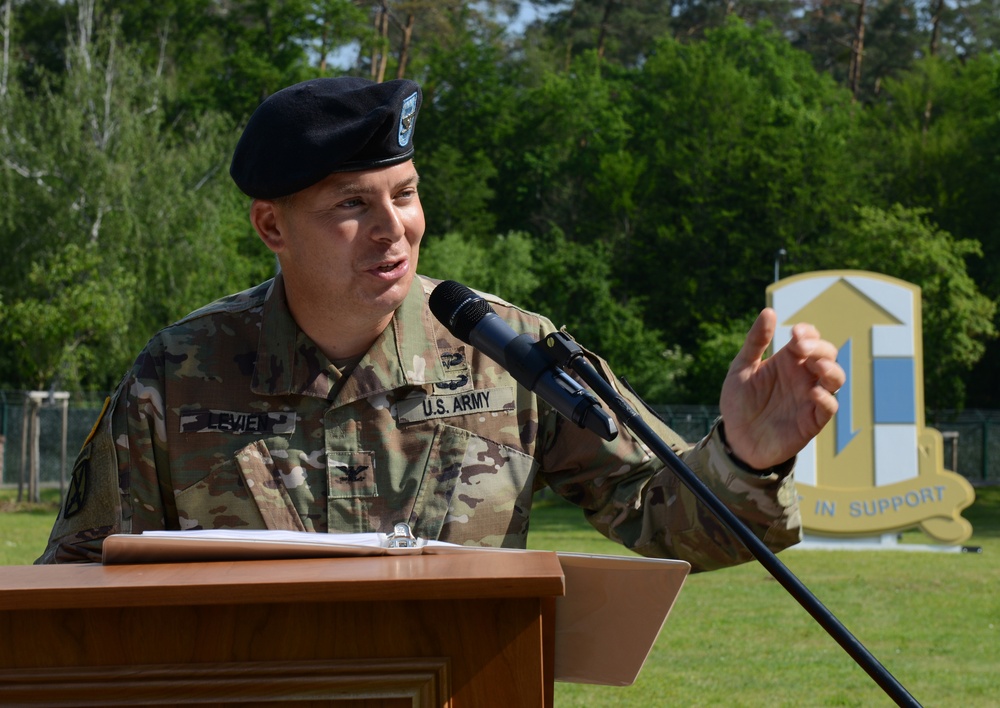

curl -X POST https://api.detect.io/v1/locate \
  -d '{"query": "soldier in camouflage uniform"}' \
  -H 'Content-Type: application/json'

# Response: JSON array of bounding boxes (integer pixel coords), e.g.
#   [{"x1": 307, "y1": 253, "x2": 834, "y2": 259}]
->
[{"x1": 37, "y1": 77, "x2": 844, "y2": 567}]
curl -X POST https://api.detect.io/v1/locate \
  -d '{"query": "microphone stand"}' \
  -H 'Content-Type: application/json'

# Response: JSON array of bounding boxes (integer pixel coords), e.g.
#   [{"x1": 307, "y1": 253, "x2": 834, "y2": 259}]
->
[{"x1": 540, "y1": 331, "x2": 921, "y2": 708}]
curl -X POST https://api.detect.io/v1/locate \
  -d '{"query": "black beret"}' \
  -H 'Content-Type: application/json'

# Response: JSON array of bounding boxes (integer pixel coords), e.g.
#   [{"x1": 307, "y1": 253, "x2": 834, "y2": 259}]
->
[{"x1": 230, "y1": 77, "x2": 422, "y2": 199}]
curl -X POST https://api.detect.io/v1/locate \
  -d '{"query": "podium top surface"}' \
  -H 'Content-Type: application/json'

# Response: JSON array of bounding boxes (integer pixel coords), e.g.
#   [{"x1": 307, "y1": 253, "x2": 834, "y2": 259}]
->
[{"x1": 0, "y1": 551, "x2": 566, "y2": 611}]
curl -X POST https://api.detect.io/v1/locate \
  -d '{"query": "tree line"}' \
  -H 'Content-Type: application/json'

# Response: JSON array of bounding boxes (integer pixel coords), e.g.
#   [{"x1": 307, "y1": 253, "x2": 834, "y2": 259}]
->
[{"x1": 1, "y1": 0, "x2": 998, "y2": 413}]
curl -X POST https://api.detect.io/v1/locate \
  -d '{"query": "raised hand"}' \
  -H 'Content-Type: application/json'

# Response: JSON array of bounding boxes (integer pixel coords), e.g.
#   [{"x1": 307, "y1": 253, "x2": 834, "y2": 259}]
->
[{"x1": 719, "y1": 308, "x2": 845, "y2": 470}]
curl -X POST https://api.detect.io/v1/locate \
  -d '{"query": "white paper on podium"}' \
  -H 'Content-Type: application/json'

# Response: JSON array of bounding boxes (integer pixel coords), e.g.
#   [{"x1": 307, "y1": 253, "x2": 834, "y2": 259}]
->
[{"x1": 101, "y1": 529, "x2": 459, "y2": 563}]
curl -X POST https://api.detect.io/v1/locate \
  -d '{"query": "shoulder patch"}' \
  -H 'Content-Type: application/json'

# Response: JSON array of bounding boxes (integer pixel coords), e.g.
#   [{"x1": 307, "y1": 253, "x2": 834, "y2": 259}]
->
[
  {"x1": 82, "y1": 396, "x2": 111, "y2": 450},
  {"x1": 63, "y1": 457, "x2": 90, "y2": 519},
  {"x1": 63, "y1": 396, "x2": 111, "y2": 518}
]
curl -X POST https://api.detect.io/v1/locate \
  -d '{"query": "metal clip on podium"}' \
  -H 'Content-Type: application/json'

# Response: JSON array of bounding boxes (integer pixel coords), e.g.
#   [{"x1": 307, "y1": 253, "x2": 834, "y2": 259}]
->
[
  {"x1": 384, "y1": 522, "x2": 419, "y2": 548},
  {"x1": 540, "y1": 331, "x2": 922, "y2": 708}
]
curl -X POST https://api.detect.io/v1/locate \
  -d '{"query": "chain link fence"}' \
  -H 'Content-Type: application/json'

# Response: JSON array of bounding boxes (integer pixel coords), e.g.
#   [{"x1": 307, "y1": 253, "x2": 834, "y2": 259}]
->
[
  {"x1": 654, "y1": 406, "x2": 1000, "y2": 484},
  {"x1": 0, "y1": 391, "x2": 108, "y2": 499},
  {"x1": 653, "y1": 406, "x2": 1000, "y2": 485},
  {"x1": 928, "y1": 409, "x2": 1000, "y2": 484},
  {"x1": 1, "y1": 394, "x2": 998, "y2": 498}
]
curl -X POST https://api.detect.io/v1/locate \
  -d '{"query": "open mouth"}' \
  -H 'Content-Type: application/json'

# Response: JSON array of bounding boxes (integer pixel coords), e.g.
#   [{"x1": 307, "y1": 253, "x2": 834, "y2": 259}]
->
[{"x1": 369, "y1": 258, "x2": 407, "y2": 278}]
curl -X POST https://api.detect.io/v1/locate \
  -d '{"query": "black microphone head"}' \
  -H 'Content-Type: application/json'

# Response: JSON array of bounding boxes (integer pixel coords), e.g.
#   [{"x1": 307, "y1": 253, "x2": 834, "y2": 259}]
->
[{"x1": 429, "y1": 280, "x2": 495, "y2": 342}]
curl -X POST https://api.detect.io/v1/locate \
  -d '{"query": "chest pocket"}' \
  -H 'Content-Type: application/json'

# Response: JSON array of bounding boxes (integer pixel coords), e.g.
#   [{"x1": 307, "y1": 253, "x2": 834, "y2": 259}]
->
[
  {"x1": 172, "y1": 439, "x2": 304, "y2": 531},
  {"x1": 408, "y1": 424, "x2": 538, "y2": 547}
]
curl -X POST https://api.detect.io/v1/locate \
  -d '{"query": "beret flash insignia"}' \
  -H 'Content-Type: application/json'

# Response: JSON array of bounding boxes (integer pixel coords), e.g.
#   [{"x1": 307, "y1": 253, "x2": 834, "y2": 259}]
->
[{"x1": 398, "y1": 91, "x2": 418, "y2": 148}]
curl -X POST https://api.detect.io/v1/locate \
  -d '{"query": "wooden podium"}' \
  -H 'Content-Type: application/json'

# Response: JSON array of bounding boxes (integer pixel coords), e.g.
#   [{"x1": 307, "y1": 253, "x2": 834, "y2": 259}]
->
[{"x1": 0, "y1": 552, "x2": 566, "y2": 707}]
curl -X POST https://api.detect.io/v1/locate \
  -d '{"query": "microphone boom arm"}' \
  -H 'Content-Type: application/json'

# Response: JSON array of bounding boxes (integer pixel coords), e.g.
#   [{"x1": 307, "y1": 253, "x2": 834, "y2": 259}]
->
[{"x1": 539, "y1": 331, "x2": 921, "y2": 708}]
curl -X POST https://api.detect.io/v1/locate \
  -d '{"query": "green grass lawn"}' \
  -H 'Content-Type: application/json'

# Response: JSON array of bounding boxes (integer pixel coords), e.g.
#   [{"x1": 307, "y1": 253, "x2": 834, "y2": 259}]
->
[
  {"x1": 528, "y1": 486, "x2": 1000, "y2": 707},
  {"x1": 0, "y1": 487, "x2": 61, "y2": 565},
  {"x1": 3, "y1": 485, "x2": 998, "y2": 706}
]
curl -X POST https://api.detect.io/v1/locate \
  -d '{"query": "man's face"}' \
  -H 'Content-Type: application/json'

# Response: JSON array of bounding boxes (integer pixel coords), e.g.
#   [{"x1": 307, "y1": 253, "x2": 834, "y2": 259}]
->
[{"x1": 261, "y1": 160, "x2": 425, "y2": 333}]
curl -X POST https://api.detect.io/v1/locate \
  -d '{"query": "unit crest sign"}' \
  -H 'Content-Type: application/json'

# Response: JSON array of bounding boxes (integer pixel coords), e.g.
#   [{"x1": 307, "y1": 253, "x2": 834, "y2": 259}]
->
[{"x1": 767, "y1": 271, "x2": 975, "y2": 544}]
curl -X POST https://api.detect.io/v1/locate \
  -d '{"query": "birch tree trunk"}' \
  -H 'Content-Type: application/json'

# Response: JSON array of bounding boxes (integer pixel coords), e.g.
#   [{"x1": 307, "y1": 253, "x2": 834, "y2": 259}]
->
[{"x1": 848, "y1": 0, "x2": 867, "y2": 99}]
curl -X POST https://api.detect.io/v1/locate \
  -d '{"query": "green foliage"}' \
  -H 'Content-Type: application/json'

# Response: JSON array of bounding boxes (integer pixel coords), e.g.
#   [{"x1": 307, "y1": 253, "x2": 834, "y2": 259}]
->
[
  {"x1": 0, "y1": 10, "x2": 272, "y2": 390},
  {"x1": 489, "y1": 18, "x2": 997, "y2": 408},
  {"x1": 1, "y1": 1, "x2": 998, "y2": 409},
  {"x1": 491, "y1": 52, "x2": 635, "y2": 240},
  {"x1": 416, "y1": 144, "x2": 498, "y2": 237},
  {"x1": 621, "y1": 21, "x2": 868, "y2": 349},
  {"x1": 4, "y1": 0, "x2": 73, "y2": 90},
  {"x1": 419, "y1": 230, "x2": 690, "y2": 403},
  {"x1": 683, "y1": 311, "x2": 761, "y2": 406},
  {"x1": 0, "y1": 244, "x2": 135, "y2": 390},
  {"x1": 417, "y1": 17, "x2": 526, "y2": 238},
  {"x1": 418, "y1": 230, "x2": 540, "y2": 302},
  {"x1": 861, "y1": 51, "x2": 1000, "y2": 408},
  {"x1": 869, "y1": 53, "x2": 1000, "y2": 293},
  {"x1": 106, "y1": 0, "x2": 374, "y2": 123},
  {"x1": 523, "y1": 0, "x2": 676, "y2": 69},
  {"x1": 814, "y1": 204, "x2": 997, "y2": 410},
  {"x1": 529, "y1": 231, "x2": 689, "y2": 403},
  {"x1": 465, "y1": 20, "x2": 876, "y2": 367}
]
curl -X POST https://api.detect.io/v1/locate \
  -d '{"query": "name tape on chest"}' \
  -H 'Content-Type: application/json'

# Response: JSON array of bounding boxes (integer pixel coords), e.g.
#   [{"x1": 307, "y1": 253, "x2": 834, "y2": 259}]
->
[
  {"x1": 396, "y1": 387, "x2": 516, "y2": 424},
  {"x1": 180, "y1": 409, "x2": 296, "y2": 435}
]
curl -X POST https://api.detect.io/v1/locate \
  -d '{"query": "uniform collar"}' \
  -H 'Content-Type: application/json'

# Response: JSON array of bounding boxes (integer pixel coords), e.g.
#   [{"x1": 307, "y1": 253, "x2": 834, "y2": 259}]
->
[{"x1": 251, "y1": 273, "x2": 450, "y2": 403}]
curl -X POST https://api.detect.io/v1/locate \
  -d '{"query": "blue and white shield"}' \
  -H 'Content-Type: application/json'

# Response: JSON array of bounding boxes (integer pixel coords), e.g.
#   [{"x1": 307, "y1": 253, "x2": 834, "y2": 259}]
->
[{"x1": 398, "y1": 91, "x2": 418, "y2": 148}]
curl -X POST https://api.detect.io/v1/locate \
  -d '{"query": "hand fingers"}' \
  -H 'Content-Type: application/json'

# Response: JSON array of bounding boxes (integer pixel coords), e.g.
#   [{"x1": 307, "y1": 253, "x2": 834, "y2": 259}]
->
[
  {"x1": 810, "y1": 356, "x2": 846, "y2": 393},
  {"x1": 786, "y1": 323, "x2": 845, "y2": 394},
  {"x1": 786, "y1": 322, "x2": 821, "y2": 354},
  {"x1": 810, "y1": 383, "x2": 841, "y2": 429},
  {"x1": 732, "y1": 308, "x2": 776, "y2": 369},
  {"x1": 800, "y1": 337, "x2": 839, "y2": 367},
  {"x1": 791, "y1": 328, "x2": 845, "y2": 398}
]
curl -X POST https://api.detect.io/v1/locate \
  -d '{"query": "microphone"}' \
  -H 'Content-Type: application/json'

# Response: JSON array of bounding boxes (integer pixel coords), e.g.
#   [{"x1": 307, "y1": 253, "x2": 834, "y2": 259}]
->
[{"x1": 428, "y1": 280, "x2": 618, "y2": 441}]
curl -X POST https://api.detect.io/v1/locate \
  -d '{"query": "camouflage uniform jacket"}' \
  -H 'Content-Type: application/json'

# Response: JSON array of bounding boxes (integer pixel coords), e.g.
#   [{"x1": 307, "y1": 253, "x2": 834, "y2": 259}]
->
[{"x1": 37, "y1": 274, "x2": 801, "y2": 567}]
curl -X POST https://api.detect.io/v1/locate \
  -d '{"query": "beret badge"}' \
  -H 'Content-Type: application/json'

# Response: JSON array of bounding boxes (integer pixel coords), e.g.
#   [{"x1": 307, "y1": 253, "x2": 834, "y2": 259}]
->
[{"x1": 398, "y1": 91, "x2": 418, "y2": 148}]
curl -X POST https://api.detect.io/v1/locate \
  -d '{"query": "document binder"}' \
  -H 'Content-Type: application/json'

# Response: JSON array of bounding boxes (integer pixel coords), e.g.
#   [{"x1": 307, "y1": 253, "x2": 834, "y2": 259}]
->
[{"x1": 101, "y1": 524, "x2": 450, "y2": 564}]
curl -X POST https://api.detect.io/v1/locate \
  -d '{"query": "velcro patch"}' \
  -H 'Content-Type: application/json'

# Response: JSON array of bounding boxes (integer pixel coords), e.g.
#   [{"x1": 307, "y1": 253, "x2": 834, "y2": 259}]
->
[
  {"x1": 328, "y1": 451, "x2": 378, "y2": 498},
  {"x1": 82, "y1": 396, "x2": 111, "y2": 449},
  {"x1": 395, "y1": 387, "x2": 516, "y2": 424},
  {"x1": 435, "y1": 349, "x2": 473, "y2": 393},
  {"x1": 180, "y1": 409, "x2": 296, "y2": 435},
  {"x1": 63, "y1": 456, "x2": 90, "y2": 519}
]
